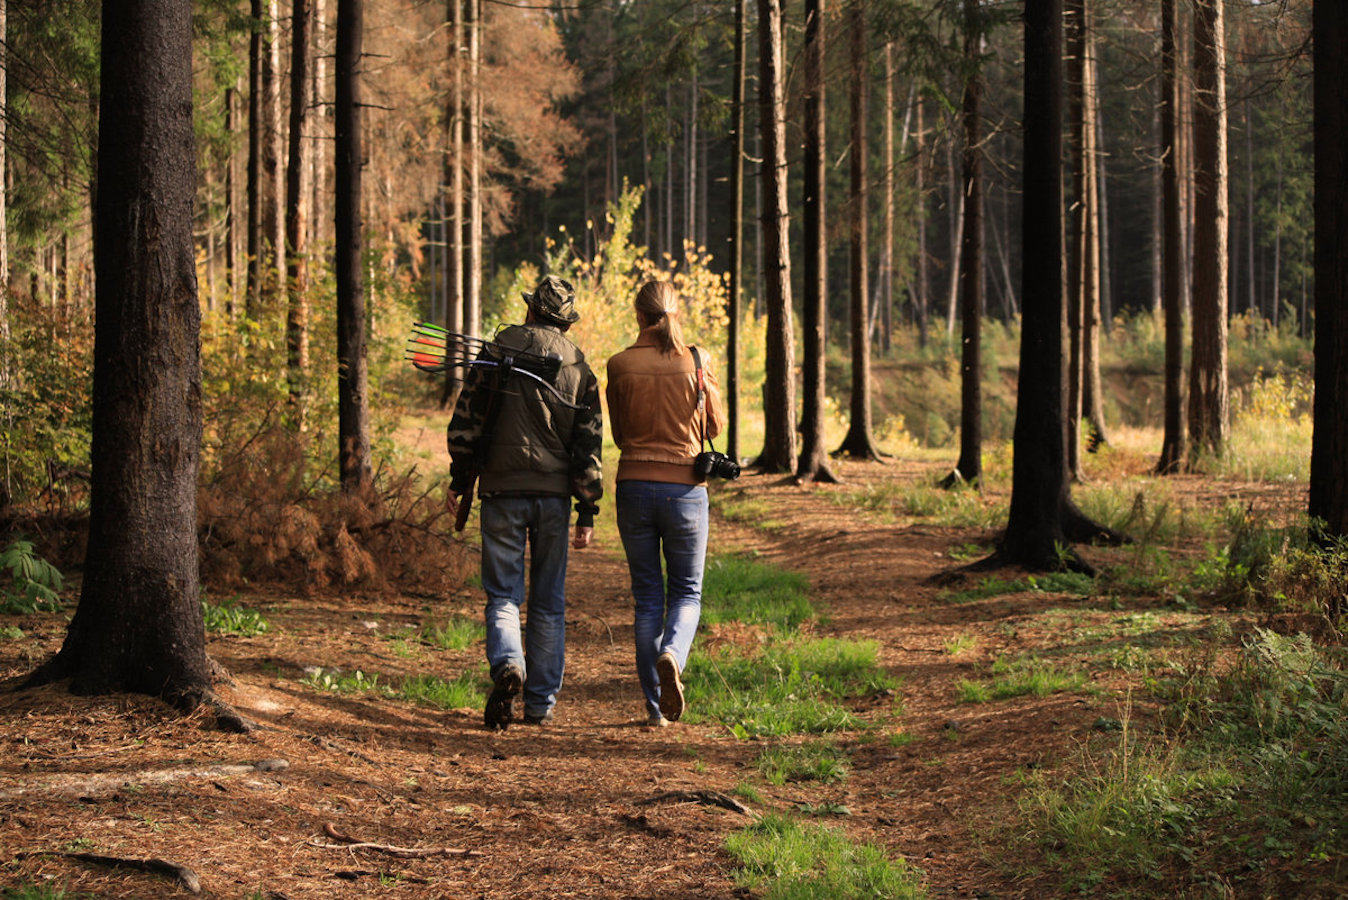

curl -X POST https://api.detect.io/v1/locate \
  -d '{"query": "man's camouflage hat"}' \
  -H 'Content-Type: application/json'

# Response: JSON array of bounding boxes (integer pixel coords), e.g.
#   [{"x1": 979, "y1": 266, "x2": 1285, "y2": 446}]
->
[{"x1": 523, "y1": 275, "x2": 580, "y2": 325}]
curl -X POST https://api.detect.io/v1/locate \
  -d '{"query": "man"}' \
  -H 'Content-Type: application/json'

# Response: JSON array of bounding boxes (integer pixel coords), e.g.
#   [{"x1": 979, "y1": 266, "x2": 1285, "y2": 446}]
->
[{"x1": 446, "y1": 274, "x2": 602, "y2": 730}]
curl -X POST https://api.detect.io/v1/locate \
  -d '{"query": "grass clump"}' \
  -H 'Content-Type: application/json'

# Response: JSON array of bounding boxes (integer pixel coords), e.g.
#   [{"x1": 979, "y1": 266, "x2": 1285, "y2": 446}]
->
[
  {"x1": 702, "y1": 554, "x2": 815, "y2": 632},
  {"x1": 394, "y1": 669, "x2": 486, "y2": 709},
  {"x1": 1015, "y1": 628, "x2": 1348, "y2": 894},
  {"x1": 686, "y1": 638, "x2": 894, "y2": 738},
  {"x1": 959, "y1": 654, "x2": 1088, "y2": 703},
  {"x1": 757, "y1": 741, "x2": 850, "y2": 786},
  {"x1": 418, "y1": 614, "x2": 486, "y2": 650},
  {"x1": 726, "y1": 813, "x2": 926, "y2": 899},
  {"x1": 943, "y1": 571, "x2": 1095, "y2": 604},
  {"x1": 2, "y1": 885, "x2": 96, "y2": 900},
  {"x1": 201, "y1": 595, "x2": 270, "y2": 636}
]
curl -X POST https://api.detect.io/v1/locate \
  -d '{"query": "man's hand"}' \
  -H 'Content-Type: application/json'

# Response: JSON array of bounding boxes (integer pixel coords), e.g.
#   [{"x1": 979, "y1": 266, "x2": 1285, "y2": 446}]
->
[
  {"x1": 446, "y1": 492, "x2": 461, "y2": 517},
  {"x1": 572, "y1": 525, "x2": 593, "y2": 550}
]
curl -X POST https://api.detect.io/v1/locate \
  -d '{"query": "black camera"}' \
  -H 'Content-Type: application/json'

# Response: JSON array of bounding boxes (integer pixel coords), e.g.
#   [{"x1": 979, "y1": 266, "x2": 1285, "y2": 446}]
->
[{"x1": 694, "y1": 450, "x2": 741, "y2": 481}]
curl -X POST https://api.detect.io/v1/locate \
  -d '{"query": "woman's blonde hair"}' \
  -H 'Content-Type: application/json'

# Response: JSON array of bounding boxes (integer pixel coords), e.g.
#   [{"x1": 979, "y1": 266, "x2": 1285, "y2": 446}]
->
[{"x1": 634, "y1": 280, "x2": 687, "y2": 356}]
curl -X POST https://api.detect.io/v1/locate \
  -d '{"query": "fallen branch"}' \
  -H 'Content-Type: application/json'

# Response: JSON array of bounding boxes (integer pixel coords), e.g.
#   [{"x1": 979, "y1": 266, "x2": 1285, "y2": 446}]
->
[
  {"x1": 16, "y1": 850, "x2": 202, "y2": 894},
  {"x1": 635, "y1": 790, "x2": 752, "y2": 816},
  {"x1": 315, "y1": 822, "x2": 483, "y2": 859}
]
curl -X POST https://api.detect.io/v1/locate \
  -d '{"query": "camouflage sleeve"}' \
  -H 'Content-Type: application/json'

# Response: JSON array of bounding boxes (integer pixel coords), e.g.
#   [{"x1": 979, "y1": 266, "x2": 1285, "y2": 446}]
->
[
  {"x1": 445, "y1": 361, "x2": 489, "y2": 494},
  {"x1": 569, "y1": 366, "x2": 604, "y2": 527}
]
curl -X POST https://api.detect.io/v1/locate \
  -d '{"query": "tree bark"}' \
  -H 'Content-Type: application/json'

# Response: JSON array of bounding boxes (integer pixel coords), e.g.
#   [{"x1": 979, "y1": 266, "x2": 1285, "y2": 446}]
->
[
  {"x1": 30, "y1": 0, "x2": 219, "y2": 715},
  {"x1": 336, "y1": 0, "x2": 372, "y2": 494},
  {"x1": 246, "y1": 0, "x2": 265, "y2": 317},
  {"x1": 285, "y1": 0, "x2": 312, "y2": 423},
  {"x1": 225, "y1": 80, "x2": 239, "y2": 318},
  {"x1": 1310, "y1": 1, "x2": 1348, "y2": 542},
  {"x1": 914, "y1": 97, "x2": 929, "y2": 348},
  {"x1": 754, "y1": 0, "x2": 795, "y2": 473},
  {"x1": 439, "y1": 0, "x2": 464, "y2": 408},
  {"x1": 465, "y1": 0, "x2": 481, "y2": 341},
  {"x1": 1066, "y1": 0, "x2": 1085, "y2": 480},
  {"x1": 267, "y1": 0, "x2": 285, "y2": 300},
  {"x1": 1156, "y1": 0, "x2": 1187, "y2": 474},
  {"x1": 948, "y1": 0, "x2": 983, "y2": 488},
  {"x1": 796, "y1": 0, "x2": 836, "y2": 483},
  {"x1": 1187, "y1": 0, "x2": 1229, "y2": 463},
  {"x1": 995, "y1": 0, "x2": 1118, "y2": 573},
  {"x1": 727, "y1": 0, "x2": 745, "y2": 462},
  {"x1": 836, "y1": 0, "x2": 881, "y2": 461},
  {"x1": 1080, "y1": 0, "x2": 1108, "y2": 451}
]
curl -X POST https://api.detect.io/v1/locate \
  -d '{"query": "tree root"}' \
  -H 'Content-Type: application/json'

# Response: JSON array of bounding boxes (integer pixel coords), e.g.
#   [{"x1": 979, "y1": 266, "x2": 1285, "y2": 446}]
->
[
  {"x1": 16, "y1": 850, "x2": 202, "y2": 894},
  {"x1": 636, "y1": 789, "x2": 753, "y2": 816},
  {"x1": 314, "y1": 821, "x2": 483, "y2": 858}
]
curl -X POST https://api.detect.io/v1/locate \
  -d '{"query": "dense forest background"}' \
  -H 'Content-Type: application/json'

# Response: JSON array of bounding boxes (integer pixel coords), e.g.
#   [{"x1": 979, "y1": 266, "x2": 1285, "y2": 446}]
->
[{"x1": 0, "y1": 0, "x2": 1317, "y2": 517}]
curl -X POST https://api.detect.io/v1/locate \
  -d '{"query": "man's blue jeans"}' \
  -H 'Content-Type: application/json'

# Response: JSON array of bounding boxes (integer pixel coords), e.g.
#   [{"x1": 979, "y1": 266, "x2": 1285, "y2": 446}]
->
[
  {"x1": 615, "y1": 480, "x2": 709, "y2": 719},
  {"x1": 480, "y1": 494, "x2": 570, "y2": 719}
]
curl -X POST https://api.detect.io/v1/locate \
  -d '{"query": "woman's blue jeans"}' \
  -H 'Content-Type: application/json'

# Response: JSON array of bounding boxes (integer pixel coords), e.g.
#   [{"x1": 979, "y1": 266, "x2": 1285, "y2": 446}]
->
[
  {"x1": 615, "y1": 480, "x2": 709, "y2": 718},
  {"x1": 480, "y1": 494, "x2": 570, "y2": 719}
]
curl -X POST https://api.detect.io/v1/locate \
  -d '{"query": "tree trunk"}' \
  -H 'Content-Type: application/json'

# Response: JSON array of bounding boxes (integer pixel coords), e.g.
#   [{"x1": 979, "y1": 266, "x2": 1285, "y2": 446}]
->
[
  {"x1": 268, "y1": 0, "x2": 285, "y2": 300},
  {"x1": 285, "y1": 0, "x2": 312, "y2": 423},
  {"x1": 1156, "y1": 0, "x2": 1187, "y2": 474},
  {"x1": 948, "y1": 0, "x2": 983, "y2": 488},
  {"x1": 225, "y1": 80, "x2": 239, "y2": 318},
  {"x1": 995, "y1": 0, "x2": 1116, "y2": 574},
  {"x1": 440, "y1": 0, "x2": 464, "y2": 408},
  {"x1": 336, "y1": 0, "x2": 372, "y2": 494},
  {"x1": 754, "y1": 0, "x2": 795, "y2": 473},
  {"x1": 1187, "y1": 0, "x2": 1229, "y2": 463},
  {"x1": 0, "y1": 0, "x2": 9, "y2": 404},
  {"x1": 881, "y1": 42, "x2": 894, "y2": 356},
  {"x1": 311, "y1": 0, "x2": 328, "y2": 248},
  {"x1": 247, "y1": 0, "x2": 265, "y2": 316},
  {"x1": 29, "y1": 0, "x2": 221, "y2": 718},
  {"x1": 915, "y1": 97, "x2": 929, "y2": 348},
  {"x1": 1310, "y1": 2, "x2": 1348, "y2": 542},
  {"x1": 466, "y1": 0, "x2": 481, "y2": 341},
  {"x1": 796, "y1": 0, "x2": 836, "y2": 483},
  {"x1": 726, "y1": 0, "x2": 745, "y2": 462},
  {"x1": 1080, "y1": 2, "x2": 1109, "y2": 452},
  {"x1": 836, "y1": 0, "x2": 880, "y2": 461},
  {"x1": 1066, "y1": 0, "x2": 1085, "y2": 480}
]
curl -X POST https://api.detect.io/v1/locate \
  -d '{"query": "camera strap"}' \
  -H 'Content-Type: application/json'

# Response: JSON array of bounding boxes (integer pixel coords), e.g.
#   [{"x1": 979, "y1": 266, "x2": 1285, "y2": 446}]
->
[{"x1": 690, "y1": 346, "x2": 714, "y2": 454}]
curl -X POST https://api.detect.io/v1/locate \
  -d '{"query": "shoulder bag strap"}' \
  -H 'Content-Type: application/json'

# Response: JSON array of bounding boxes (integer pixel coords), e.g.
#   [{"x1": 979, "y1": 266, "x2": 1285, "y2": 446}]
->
[{"x1": 690, "y1": 346, "x2": 711, "y2": 454}]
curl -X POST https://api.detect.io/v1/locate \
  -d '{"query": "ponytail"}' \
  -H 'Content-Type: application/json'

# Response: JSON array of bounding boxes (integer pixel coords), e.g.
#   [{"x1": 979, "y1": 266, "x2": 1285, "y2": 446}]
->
[{"x1": 634, "y1": 280, "x2": 687, "y2": 357}]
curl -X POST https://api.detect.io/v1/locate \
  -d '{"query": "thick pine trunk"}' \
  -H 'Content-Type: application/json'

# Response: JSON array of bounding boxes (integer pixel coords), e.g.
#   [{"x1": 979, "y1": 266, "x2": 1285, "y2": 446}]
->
[
  {"x1": 440, "y1": 0, "x2": 464, "y2": 408},
  {"x1": 32, "y1": 0, "x2": 218, "y2": 714},
  {"x1": 466, "y1": 0, "x2": 481, "y2": 341},
  {"x1": 1156, "y1": 0, "x2": 1187, "y2": 474},
  {"x1": 836, "y1": 0, "x2": 880, "y2": 461},
  {"x1": 336, "y1": 0, "x2": 372, "y2": 494},
  {"x1": 1187, "y1": 0, "x2": 1229, "y2": 463},
  {"x1": 754, "y1": 0, "x2": 795, "y2": 472},
  {"x1": 950, "y1": 0, "x2": 982, "y2": 487},
  {"x1": 796, "y1": 0, "x2": 834, "y2": 483},
  {"x1": 726, "y1": 0, "x2": 745, "y2": 462},
  {"x1": 1310, "y1": 3, "x2": 1348, "y2": 541}
]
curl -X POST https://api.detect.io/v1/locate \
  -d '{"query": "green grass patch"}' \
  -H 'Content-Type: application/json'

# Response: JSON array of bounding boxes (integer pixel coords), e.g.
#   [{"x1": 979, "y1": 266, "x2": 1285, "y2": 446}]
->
[
  {"x1": 1, "y1": 625, "x2": 24, "y2": 640},
  {"x1": 702, "y1": 554, "x2": 815, "y2": 632},
  {"x1": 959, "y1": 654, "x2": 1088, "y2": 703},
  {"x1": 394, "y1": 669, "x2": 486, "y2": 709},
  {"x1": 418, "y1": 614, "x2": 486, "y2": 650},
  {"x1": 686, "y1": 638, "x2": 895, "y2": 738},
  {"x1": 942, "y1": 634, "x2": 977, "y2": 656},
  {"x1": 830, "y1": 480, "x2": 1004, "y2": 529},
  {"x1": 1012, "y1": 628, "x2": 1348, "y2": 894},
  {"x1": 942, "y1": 570, "x2": 1096, "y2": 604},
  {"x1": 201, "y1": 595, "x2": 270, "y2": 636},
  {"x1": 302, "y1": 665, "x2": 487, "y2": 710},
  {"x1": 757, "y1": 741, "x2": 850, "y2": 786},
  {"x1": 726, "y1": 812, "x2": 926, "y2": 899},
  {"x1": 711, "y1": 488, "x2": 789, "y2": 530}
]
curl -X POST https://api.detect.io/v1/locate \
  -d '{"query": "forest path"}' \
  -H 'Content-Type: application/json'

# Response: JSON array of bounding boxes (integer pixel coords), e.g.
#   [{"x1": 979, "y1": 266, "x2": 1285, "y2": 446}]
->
[{"x1": 0, "y1": 458, "x2": 1144, "y2": 899}]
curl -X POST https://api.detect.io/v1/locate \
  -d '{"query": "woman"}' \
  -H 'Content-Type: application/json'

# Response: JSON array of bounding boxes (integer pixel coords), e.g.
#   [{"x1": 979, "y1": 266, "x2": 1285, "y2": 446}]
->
[{"x1": 606, "y1": 280, "x2": 726, "y2": 727}]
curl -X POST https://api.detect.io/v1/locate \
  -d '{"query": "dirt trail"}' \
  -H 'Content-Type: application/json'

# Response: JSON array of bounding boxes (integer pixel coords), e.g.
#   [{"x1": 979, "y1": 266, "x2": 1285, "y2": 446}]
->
[{"x1": 0, "y1": 460, "x2": 1123, "y2": 899}]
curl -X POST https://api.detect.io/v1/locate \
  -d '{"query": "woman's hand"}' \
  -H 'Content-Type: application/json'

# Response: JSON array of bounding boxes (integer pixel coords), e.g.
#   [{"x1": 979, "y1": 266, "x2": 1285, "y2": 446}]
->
[{"x1": 572, "y1": 525, "x2": 593, "y2": 549}]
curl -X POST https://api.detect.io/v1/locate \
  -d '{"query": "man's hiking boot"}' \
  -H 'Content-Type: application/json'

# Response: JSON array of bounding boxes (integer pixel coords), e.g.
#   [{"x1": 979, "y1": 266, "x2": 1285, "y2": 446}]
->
[
  {"x1": 484, "y1": 663, "x2": 523, "y2": 730},
  {"x1": 656, "y1": 651, "x2": 685, "y2": 722},
  {"x1": 646, "y1": 712, "x2": 670, "y2": 728},
  {"x1": 522, "y1": 709, "x2": 554, "y2": 726}
]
